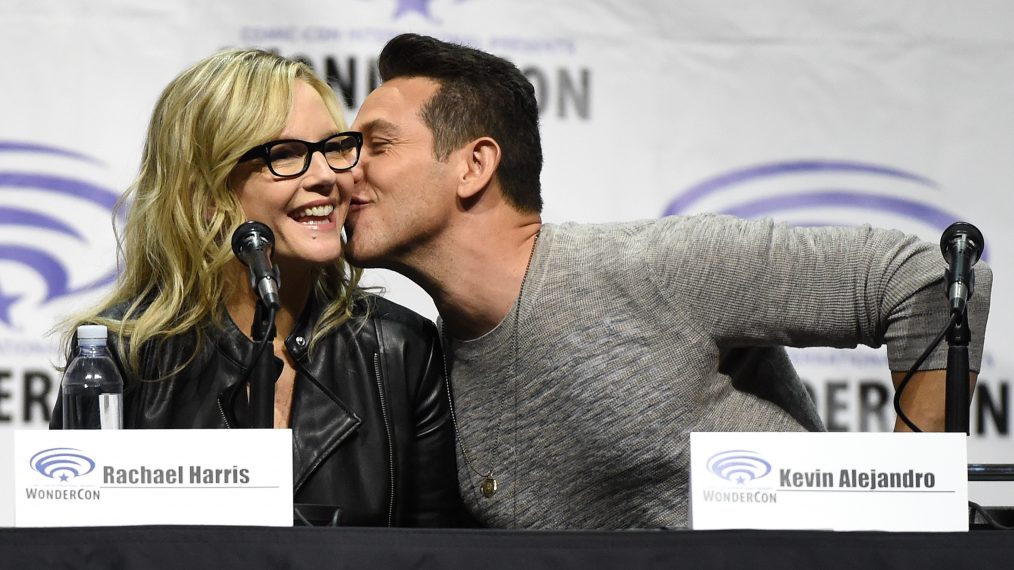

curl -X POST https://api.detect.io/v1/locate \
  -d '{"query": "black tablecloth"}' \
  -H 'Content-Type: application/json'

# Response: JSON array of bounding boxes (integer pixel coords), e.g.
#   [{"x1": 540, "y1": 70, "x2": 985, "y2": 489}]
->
[{"x1": 1, "y1": 526, "x2": 1012, "y2": 569}]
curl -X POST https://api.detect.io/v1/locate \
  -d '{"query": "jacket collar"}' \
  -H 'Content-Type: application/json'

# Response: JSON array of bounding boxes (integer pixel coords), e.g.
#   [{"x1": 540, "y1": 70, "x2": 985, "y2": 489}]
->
[{"x1": 214, "y1": 294, "x2": 320, "y2": 367}]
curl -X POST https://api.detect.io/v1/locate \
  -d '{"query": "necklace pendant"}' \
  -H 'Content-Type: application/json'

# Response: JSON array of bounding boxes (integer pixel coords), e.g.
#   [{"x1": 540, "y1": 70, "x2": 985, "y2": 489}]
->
[{"x1": 480, "y1": 476, "x2": 498, "y2": 498}]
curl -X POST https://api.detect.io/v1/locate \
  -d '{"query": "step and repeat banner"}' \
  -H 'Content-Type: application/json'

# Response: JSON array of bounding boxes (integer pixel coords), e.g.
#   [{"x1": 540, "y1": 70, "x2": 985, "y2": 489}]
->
[{"x1": 1, "y1": 1, "x2": 1011, "y2": 503}]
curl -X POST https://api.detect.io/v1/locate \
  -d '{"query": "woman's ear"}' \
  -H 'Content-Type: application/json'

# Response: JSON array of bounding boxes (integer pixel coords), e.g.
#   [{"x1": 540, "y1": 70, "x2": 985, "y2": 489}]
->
[{"x1": 456, "y1": 137, "x2": 501, "y2": 201}]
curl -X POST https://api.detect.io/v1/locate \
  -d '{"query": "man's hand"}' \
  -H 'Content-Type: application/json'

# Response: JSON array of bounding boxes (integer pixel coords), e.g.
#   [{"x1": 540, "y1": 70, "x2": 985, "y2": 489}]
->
[{"x1": 891, "y1": 370, "x2": 977, "y2": 432}]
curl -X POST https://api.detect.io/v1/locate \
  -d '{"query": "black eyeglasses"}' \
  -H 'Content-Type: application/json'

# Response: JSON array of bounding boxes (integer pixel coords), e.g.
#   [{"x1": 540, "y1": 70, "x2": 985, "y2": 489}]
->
[{"x1": 238, "y1": 131, "x2": 363, "y2": 177}]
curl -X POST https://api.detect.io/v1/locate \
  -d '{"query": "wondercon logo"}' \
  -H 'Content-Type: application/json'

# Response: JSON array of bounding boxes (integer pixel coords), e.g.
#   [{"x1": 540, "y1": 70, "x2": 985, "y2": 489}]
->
[
  {"x1": 0, "y1": 141, "x2": 120, "y2": 329},
  {"x1": 663, "y1": 159, "x2": 971, "y2": 248},
  {"x1": 389, "y1": 0, "x2": 472, "y2": 23},
  {"x1": 30, "y1": 447, "x2": 97, "y2": 482},
  {"x1": 707, "y1": 450, "x2": 772, "y2": 485}
]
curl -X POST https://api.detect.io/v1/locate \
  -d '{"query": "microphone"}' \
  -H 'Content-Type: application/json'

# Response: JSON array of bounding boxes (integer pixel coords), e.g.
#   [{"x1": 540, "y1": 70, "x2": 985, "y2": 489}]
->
[
  {"x1": 231, "y1": 221, "x2": 281, "y2": 309},
  {"x1": 939, "y1": 222, "x2": 984, "y2": 315}
]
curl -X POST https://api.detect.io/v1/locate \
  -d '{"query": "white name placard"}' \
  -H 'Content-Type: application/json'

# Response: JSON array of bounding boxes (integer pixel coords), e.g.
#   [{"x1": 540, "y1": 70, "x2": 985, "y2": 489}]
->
[
  {"x1": 0, "y1": 430, "x2": 13, "y2": 527},
  {"x1": 690, "y1": 432, "x2": 968, "y2": 532},
  {"x1": 13, "y1": 429, "x2": 293, "y2": 527}
]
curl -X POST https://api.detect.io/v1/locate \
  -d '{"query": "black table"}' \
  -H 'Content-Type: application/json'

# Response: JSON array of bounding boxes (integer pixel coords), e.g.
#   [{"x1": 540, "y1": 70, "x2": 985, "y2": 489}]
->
[{"x1": 2, "y1": 525, "x2": 1012, "y2": 569}]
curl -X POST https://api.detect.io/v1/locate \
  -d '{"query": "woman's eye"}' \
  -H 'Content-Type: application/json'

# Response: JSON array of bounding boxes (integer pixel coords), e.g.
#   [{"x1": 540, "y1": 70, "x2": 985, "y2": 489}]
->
[{"x1": 268, "y1": 142, "x2": 305, "y2": 162}]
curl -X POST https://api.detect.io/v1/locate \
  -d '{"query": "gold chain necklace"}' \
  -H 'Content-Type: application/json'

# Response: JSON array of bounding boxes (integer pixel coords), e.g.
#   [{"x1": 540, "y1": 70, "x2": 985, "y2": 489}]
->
[{"x1": 441, "y1": 230, "x2": 540, "y2": 502}]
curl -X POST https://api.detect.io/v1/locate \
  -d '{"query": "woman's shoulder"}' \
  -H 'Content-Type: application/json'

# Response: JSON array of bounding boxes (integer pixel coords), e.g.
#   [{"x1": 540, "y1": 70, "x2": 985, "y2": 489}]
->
[
  {"x1": 96, "y1": 300, "x2": 135, "y2": 320},
  {"x1": 93, "y1": 298, "x2": 160, "y2": 323}
]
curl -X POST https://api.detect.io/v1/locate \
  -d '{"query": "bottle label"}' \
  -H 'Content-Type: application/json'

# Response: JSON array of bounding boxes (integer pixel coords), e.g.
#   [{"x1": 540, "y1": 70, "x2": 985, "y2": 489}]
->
[{"x1": 99, "y1": 394, "x2": 123, "y2": 429}]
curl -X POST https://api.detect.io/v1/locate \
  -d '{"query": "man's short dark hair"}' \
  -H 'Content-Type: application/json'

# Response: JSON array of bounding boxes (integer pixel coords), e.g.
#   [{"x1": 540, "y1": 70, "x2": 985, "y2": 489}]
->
[{"x1": 378, "y1": 33, "x2": 543, "y2": 214}]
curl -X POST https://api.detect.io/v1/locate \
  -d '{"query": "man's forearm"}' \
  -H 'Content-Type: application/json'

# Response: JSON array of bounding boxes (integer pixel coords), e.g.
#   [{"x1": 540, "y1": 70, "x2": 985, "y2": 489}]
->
[{"x1": 891, "y1": 369, "x2": 977, "y2": 432}]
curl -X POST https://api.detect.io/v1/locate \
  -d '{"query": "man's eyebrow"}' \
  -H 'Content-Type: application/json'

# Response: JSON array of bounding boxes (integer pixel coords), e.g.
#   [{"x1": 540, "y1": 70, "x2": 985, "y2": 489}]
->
[{"x1": 360, "y1": 118, "x2": 398, "y2": 135}]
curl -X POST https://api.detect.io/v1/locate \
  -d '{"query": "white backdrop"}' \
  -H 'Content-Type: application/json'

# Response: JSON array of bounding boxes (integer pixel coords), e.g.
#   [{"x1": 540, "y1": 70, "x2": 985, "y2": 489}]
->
[{"x1": 1, "y1": 0, "x2": 1011, "y2": 505}]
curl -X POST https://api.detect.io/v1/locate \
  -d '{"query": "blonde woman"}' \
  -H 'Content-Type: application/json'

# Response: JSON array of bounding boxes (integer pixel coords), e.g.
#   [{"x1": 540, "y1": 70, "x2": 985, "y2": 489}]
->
[{"x1": 50, "y1": 48, "x2": 464, "y2": 527}]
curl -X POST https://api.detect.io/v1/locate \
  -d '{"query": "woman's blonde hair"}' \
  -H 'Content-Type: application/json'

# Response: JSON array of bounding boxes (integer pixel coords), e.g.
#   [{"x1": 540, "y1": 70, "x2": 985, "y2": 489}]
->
[{"x1": 61, "y1": 48, "x2": 363, "y2": 378}]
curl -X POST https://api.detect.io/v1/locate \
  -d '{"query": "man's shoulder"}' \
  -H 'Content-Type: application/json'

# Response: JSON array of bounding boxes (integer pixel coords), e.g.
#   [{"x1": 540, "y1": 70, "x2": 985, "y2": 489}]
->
[
  {"x1": 544, "y1": 215, "x2": 734, "y2": 250},
  {"x1": 546, "y1": 214, "x2": 734, "y2": 235},
  {"x1": 545, "y1": 218, "x2": 655, "y2": 236}
]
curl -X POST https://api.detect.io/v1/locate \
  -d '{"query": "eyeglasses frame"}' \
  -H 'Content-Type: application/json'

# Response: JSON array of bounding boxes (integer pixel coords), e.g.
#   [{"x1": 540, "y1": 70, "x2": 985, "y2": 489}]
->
[{"x1": 238, "y1": 131, "x2": 363, "y2": 178}]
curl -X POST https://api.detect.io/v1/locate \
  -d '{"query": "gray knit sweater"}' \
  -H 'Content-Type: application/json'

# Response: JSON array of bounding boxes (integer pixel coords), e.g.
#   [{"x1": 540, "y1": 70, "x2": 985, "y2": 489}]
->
[{"x1": 443, "y1": 215, "x2": 991, "y2": 529}]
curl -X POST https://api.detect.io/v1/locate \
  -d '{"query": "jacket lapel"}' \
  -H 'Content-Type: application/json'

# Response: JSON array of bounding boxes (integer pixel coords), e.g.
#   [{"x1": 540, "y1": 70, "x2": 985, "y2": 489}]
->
[{"x1": 290, "y1": 371, "x2": 361, "y2": 492}]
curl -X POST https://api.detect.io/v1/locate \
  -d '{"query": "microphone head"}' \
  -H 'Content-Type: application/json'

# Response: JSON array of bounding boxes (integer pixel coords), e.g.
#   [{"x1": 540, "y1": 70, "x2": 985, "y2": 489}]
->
[
  {"x1": 231, "y1": 220, "x2": 275, "y2": 259},
  {"x1": 939, "y1": 221, "x2": 984, "y2": 265}
]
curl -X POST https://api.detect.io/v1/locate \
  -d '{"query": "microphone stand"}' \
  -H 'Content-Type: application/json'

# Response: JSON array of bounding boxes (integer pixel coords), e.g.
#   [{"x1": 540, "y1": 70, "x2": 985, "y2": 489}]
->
[
  {"x1": 944, "y1": 310, "x2": 970, "y2": 434},
  {"x1": 248, "y1": 299, "x2": 278, "y2": 429},
  {"x1": 949, "y1": 293, "x2": 1014, "y2": 529}
]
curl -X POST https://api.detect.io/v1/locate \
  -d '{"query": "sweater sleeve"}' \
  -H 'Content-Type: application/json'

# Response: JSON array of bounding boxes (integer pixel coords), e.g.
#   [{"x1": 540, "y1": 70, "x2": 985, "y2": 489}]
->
[{"x1": 644, "y1": 214, "x2": 991, "y2": 372}]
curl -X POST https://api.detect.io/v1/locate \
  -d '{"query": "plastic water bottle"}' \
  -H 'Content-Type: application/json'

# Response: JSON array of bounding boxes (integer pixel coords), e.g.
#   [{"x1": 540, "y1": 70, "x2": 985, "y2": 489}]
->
[{"x1": 61, "y1": 324, "x2": 123, "y2": 429}]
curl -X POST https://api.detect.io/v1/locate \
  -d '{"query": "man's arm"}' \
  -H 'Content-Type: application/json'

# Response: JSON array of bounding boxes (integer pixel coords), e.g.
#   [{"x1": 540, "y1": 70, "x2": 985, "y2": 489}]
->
[{"x1": 891, "y1": 370, "x2": 978, "y2": 432}]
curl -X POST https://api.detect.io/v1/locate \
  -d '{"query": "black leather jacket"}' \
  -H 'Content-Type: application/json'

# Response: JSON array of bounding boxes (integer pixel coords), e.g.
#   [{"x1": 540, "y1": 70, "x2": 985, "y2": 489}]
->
[{"x1": 51, "y1": 294, "x2": 465, "y2": 527}]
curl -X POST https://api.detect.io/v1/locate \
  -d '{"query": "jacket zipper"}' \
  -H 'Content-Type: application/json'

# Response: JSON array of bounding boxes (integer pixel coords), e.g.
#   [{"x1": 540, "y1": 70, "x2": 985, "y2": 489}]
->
[
  {"x1": 374, "y1": 352, "x2": 396, "y2": 527},
  {"x1": 217, "y1": 399, "x2": 232, "y2": 428}
]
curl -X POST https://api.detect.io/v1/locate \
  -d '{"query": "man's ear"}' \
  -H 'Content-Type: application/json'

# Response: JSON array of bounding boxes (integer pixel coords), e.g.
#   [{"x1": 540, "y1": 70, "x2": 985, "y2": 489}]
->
[{"x1": 457, "y1": 137, "x2": 501, "y2": 201}]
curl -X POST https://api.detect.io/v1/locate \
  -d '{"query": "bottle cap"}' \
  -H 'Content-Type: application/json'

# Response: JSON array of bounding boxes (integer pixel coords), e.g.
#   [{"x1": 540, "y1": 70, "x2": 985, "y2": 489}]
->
[{"x1": 77, "y1": 324, "x2": 108, "y2": 345}]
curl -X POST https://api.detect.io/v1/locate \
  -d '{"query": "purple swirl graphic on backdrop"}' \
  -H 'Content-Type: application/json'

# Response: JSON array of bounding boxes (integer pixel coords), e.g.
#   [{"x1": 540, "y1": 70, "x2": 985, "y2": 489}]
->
[
  {"x1": 0, "y1": 141, "x2": 120, "y2": 325},
  {"x1": 719, "y1": 190, "x2": 959, "y2": 230},
  {"x1": 0, "y1": 141, "x2": 101, "y2": 164},
  {"x1": 663, "y1": 159, "x2": 975, "y2": 250},
  {"x1": 0, "y1": 207, "x2": 83, "y2": 239},
  {"x1": 663, "y1": 159, "x2": 939, "y2": 216}
]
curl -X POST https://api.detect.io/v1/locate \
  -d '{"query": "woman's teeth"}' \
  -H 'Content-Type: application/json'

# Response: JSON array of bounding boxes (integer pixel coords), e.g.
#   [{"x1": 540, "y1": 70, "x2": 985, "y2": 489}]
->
[{"x1": 293, "y1": 204, "x2": 334, "y2": 221}]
